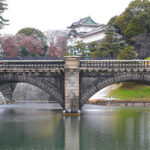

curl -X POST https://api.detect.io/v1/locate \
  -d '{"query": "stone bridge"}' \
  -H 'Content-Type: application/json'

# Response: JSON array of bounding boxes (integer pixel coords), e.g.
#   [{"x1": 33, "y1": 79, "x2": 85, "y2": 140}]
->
[{"x1": 0, "y1": 57, "x2": 150, "y2": 113}]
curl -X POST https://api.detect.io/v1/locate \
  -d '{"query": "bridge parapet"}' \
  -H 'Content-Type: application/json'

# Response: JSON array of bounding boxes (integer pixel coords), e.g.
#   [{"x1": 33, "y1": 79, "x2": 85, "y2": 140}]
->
[
  {"x1": 0, "y1": 60, "x2": 65, "y2": 72},
  {"x1": 80, "y1": 60, "x2": 150, "y2": 71}
]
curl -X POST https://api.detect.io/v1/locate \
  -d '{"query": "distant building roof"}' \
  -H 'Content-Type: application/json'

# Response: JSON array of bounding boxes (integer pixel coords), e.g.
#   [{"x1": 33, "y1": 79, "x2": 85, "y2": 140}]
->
[{"x1": 68, "y1": 16, "x2": 102, "y2": 29}]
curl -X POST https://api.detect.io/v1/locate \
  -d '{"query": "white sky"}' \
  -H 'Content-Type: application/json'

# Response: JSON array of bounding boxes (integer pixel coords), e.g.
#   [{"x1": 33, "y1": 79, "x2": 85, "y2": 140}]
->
[{"x1": 1, "y1": 0, "x2": 133, "y2": 35}]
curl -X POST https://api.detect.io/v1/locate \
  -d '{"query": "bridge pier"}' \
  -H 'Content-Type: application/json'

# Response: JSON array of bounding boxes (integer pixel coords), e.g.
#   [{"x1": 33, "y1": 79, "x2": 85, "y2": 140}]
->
[
  {"x1": 64, "y1": 56, "x2": 80, "y2": 115},
  {"x1": 0, "y1": 83, "x2": 16, "y2": 103}
]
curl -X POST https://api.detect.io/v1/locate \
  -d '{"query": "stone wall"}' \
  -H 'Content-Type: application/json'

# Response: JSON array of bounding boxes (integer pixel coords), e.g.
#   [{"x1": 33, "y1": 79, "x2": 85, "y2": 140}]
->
[
  {"x1": 131, "y1": 33, "x2": 150, "y2": 59},
  {"x1": 13, "y1": 83, "x2": 51, "y2": 102}
]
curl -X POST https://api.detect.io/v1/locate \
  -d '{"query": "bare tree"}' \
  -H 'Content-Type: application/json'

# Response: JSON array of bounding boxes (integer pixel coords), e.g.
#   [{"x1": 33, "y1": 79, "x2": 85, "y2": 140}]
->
[{"x1": 44, "y1": 30, "x2": 69, "y2": 56}]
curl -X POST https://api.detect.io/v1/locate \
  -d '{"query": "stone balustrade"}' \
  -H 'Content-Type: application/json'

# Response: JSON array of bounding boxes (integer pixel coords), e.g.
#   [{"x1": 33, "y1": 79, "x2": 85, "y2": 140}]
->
[
  {"x1": 80, "y1": 60, "x2": 150, "y2": 71},
  {"x1": 0, "y1": 60, "x2": 65, "y2": 71},
  {"x1": 0, "y1": 60, "x2": 150, "y2": 71}
]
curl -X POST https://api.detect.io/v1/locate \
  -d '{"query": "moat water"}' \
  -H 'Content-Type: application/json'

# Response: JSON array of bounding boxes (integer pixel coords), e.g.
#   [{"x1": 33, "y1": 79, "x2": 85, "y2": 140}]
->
[{"x1": 0, "y1": 103, "x2": 150, "y2": 150}]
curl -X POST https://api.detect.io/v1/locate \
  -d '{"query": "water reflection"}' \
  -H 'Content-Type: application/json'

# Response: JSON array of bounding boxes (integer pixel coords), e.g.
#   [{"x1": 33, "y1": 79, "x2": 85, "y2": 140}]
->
[
  {"x1": 81, "y1": 106, "x2": 150, "y2": 150},
  {"x1": 0, "y1": 104, "x2": 64, "y2": 150},
  {"x1": 0, "y1": 104, "x2": 150, "y2": 150},
  {"x1": 64, "y1": 116, "x2": 80, "y2": 150}
]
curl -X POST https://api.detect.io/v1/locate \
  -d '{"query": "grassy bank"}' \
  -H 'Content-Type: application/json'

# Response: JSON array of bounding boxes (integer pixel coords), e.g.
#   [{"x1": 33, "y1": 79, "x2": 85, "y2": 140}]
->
[
  {"x1": 145, "y1": 57, "x2": 150, "y2": 60},
  {"x1": 107, "y1": 82, "x2": 150, "y2": 101}
]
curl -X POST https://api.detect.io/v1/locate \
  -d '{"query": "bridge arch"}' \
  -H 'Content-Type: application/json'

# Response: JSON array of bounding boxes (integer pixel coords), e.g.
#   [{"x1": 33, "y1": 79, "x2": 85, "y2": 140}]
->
[
  {"x1": 80, "y1": 73, "x2": 150, "y2": 107},
  {"x1": 0, "y1": 73, "x2": 64, "y2": 106}
]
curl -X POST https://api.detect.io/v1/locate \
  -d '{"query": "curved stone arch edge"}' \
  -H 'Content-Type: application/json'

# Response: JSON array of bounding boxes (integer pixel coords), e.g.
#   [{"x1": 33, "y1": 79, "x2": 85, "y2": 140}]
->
[
  {"x1": 0, "y1": 74, "x2": 64, "y2": 107},
  {"x1": 80, "y1": 73, "x2": 150, "y2": 107}
]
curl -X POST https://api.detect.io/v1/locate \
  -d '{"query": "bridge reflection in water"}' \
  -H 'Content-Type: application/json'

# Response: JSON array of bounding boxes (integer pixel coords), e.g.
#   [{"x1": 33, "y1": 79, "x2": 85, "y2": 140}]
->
[
  {"x1": 64, "y1": 116, "x2": 80, "y2": 150},
  {"x1": 0, "y1": 58, "x2": 150, "y2": 113},
  {"x1": 0, "y1": 104, "x2": 150, "y2": 149}
]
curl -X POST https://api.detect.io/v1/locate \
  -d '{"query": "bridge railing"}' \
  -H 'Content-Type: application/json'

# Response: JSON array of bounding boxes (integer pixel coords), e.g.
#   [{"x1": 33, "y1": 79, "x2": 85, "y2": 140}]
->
[
  {"x1": 80, "y1": 60, "x2": 150, "y2": 70},
  {"x1": 1, "y1": 59, "x2": 150, "y2": 70},
  {"x1": 0, "y1": 60, "x2": 65, "y2": 69}
]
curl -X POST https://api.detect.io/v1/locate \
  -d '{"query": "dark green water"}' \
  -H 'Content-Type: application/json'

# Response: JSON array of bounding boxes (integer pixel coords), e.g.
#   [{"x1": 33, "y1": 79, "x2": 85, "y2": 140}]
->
[{"x1": 0, "y1": 104, "x2": 150, "y2": 150}]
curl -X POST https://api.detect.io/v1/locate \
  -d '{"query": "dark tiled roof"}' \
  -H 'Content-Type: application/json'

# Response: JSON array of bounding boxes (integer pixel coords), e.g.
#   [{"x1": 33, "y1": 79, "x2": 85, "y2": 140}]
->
[
  {"x1": 69, "y1": 30, "x2": 86, "y2": 37},
  {"x1": 68, "y1": 16, "x2": 102, "y2": 29}
]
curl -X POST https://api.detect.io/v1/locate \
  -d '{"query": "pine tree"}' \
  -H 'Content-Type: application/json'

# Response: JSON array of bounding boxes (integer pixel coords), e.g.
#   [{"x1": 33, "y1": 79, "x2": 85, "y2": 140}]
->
[
  {"x1": 99, "y1": 26, "x2": 125, "y2": 58},
  {"x1": 0, "y1": 0, "x2": 9, "y2": 29},
  {"x1": 118, "y1": 46, "x2": 137, "y2": 60}
]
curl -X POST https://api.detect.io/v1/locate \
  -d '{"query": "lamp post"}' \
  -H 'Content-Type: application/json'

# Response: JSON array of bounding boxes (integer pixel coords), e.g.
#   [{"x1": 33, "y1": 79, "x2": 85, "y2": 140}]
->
[
  {"x1": 76, "y1": 48, "x2": 82, "y2": 56},
  {"x1": 0, "y1": 44, "x2": 3, "y2": 59},
  {"x1": 68, "y1": 35, "x2": 75, "y2": 56},
  {"x1": 85, "y1": 45, "x2": 90, "y2": 60},
  {"x1": 68, "y1": 36, "x2": 90, "y2": 59}
]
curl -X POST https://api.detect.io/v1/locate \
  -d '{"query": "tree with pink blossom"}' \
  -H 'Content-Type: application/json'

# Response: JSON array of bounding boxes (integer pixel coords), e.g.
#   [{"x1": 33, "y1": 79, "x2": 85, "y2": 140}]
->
[{"x1": 0, "y1": 34, "x2": 44, "y2": 57}]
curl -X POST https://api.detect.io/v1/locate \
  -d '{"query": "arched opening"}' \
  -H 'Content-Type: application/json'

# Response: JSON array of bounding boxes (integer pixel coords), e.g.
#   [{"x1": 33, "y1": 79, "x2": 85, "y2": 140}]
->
[
  {"x1": 89, "y1": 84, "x2": 118, "y2": 101},
  {"x1": 89, "y1": 82, "x2": 150, "y2": 101},
  {"x1": 13, "y1": 83, "x2": 57, "y2": 102},
  {"x1": 80, "y1": 73, "x2": 150, "y2": 107},
  {"x1": 0, "y1": 73, "x2": 64, "y2": 107}
]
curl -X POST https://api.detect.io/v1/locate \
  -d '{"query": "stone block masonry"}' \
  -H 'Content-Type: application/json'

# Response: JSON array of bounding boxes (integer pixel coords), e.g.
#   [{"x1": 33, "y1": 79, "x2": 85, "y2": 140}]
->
[{"x1": 64, "y1": 56, "x2": 80, "y2": 113}]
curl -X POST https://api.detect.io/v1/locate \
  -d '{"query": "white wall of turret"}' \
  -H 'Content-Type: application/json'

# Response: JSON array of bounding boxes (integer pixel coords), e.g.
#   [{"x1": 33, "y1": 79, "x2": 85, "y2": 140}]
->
[
  {"x1": 74, "y1": 26, "x2": 97, "y2": 33},
  {"x1": 67, "y1": 31, "x2": 105, "y2": 46},
  {"x1": 81, "y1": 32, "x2": 105, "y2": 43}
]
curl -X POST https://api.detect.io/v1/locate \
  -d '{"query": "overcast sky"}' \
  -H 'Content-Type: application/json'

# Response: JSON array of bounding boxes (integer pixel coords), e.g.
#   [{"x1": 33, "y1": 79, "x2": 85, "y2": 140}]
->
[{"x1": 1, "y1": 0, "x2": 133, "y2": 35}]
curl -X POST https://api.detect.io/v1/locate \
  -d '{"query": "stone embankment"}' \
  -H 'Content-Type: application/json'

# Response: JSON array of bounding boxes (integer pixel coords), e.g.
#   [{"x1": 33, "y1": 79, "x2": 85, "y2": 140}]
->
[
  {"x1": 13, "y1": 83, "x2": 51, "y2": 102},
  {"x1": 132, "y1": 33, "x2": 150, "y2": 59},
  {"x1": 88, "y1": 100, "x2": 150, "y2": 107},
  {"x1": 89, "y1": 83, "x2": 150, "y2": 106}
]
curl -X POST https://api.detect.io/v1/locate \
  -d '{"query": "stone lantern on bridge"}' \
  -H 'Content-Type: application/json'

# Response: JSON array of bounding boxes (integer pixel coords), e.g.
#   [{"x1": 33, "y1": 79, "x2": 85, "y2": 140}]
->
[
  {"x1": 68, "y1": 35, "x2": 90, "y2": 59},
  {"x1": 68, "y1": 35, "x2": 76, "y2": 56}
]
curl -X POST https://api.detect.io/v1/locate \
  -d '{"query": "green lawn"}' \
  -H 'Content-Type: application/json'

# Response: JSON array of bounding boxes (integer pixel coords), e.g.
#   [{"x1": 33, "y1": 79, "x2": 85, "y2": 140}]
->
[
  {"x1": 145, "y1": 57, "x2": 150, "y2": 60},
  {"x1": 107, "y1": 82, "x2": 150, "y2": 101}
]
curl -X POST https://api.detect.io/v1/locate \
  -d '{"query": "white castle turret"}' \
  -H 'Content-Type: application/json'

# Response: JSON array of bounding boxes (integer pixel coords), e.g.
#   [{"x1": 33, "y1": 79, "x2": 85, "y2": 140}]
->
[{"x1": 67, "y1": 16, "x2": 107, "y2": 44}]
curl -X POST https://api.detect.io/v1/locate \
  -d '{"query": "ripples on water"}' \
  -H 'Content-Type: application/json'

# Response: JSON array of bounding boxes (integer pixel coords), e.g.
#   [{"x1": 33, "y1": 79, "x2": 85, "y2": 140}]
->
[{"x1": 0, "y1": 103, "x2": 150, "y2": 150}]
